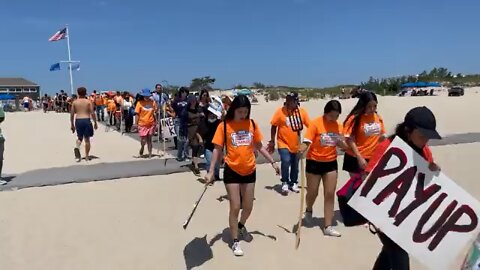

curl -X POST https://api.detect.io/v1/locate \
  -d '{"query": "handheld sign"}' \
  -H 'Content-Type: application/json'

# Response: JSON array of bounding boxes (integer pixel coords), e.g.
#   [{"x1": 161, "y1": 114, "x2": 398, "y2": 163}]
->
[
  {"x1": 348, "y1": 137, "x2": 480, "y2": 270},
  {"x1": 161, "y1": 117, "x2": 176, "y2": 139}
]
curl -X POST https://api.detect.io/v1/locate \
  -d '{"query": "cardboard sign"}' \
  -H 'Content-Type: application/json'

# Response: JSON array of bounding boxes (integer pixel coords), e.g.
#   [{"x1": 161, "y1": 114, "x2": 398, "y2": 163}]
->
[
  {"x1": 161, "y1": 117, "x2": 176, "y2": 138},
  {"x1": 348, "y1": 137, "x2": 480, "y2": 270}
]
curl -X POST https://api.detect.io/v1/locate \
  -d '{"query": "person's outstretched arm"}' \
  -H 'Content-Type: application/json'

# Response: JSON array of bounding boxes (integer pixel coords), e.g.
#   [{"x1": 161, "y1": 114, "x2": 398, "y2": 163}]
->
[{"x1": 256, "y1": 142, "x2": 280, "y2": 175}]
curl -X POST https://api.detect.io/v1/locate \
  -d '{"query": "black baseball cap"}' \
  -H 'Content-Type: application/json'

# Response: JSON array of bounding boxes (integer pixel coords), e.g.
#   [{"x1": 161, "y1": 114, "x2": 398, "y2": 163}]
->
[
  {"x1": 404, "y1": 106, "x2": 442, "y2": 140},
  {"x1": 286, "y1": 92, "x2": 298, "y2": 99}
]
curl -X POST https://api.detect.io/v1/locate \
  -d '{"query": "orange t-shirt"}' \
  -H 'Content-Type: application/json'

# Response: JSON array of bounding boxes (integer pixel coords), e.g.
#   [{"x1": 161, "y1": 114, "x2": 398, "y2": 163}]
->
[
  {"x1": 304, "y1": 116, "x2": 343, "y2": 162},
  {"x1": 270, "y1": 107, "x2": 310, "y2": 153},
  {"x1": 344, "y1": 113, "x2": 386, "y2": 159},
  {"x1": 94, "y1": 95, "x2": 104, "y2": 106},
  {"x1": 135, "y1": 100, "x2": 157, "y2": 127},
  {"x1": 212, "y1": 119, "x2": 263, "y2": 176},
  {"x1": 107, "y1": 99, "x2": 116, "y2": 112},
  {"x1": 365, "y1": 139, "x2": 433, "y2": 173}
]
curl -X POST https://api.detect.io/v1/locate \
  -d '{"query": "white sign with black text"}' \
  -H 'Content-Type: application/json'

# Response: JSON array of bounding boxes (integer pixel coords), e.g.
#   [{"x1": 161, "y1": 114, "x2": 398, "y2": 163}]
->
[{"x1": 348, "y1": 137, "x2": 480, "y2": 270}]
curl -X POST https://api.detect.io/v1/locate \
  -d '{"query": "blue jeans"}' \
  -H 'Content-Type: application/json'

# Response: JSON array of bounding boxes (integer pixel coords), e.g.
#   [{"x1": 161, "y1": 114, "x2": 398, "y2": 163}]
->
[
  {"x1": 278, "y1": 148, "x2": 299, "y2": 185},
  {"x1": 96, "y1": 105, "x2": 105, "y2": 121},
  {"x1": 174, "y1": 118, "x2": 188, "y2": 160},
  {"x1": 204, "y1": 148, "x2": 220, "y2": 178}
]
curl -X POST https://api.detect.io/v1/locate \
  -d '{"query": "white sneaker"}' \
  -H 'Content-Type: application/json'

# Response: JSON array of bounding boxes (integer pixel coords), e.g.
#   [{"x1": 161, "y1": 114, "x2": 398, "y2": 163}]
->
[
  {"x1": 303, "y1": 211, "x2": 313, "y2": 225},
  {"x1": 281, "y1": 183, "x2": 289, "y2": 194},
  {"x1": 232, "y1": 241, "x2": 244, "y2": 256},
  {"x1": 290, "y1": 183, "x2": 300, "y2": 193},
  {"x1": 0, "y1": 179, "x2": 7, "y2": 185},
  {"x1": 324, "y1": 226, "x2": 342, "y2": 237}
]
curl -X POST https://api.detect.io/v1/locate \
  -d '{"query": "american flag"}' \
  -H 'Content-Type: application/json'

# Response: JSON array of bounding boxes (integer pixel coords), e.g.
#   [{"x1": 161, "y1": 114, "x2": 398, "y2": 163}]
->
[{"x1": 48, "y1": 27, "x2": 67, "y2": 42}]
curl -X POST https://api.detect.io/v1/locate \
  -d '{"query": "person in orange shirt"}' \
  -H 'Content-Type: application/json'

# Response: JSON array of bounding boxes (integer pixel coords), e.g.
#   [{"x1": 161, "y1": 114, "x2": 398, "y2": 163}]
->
[
  {"x1": 342, "y1": 91, "x2": 386, "y2": 177},
  {"x1": 135, "y1": 88, "x2": 158, "y2": 158},
  {"x1": 93, "y1": 90, "x2": 105, "y2": 122},
  {"x1": 268, "y1": 92, "x2": 310, "y2": 194},
  {"x1": 298, "y1": 100, "x2": 347, "y2": 237},
  {"x1": 205, "y1": 95, "x2": 279, "y2": 257},
  {"x1": 106, "y1": 92, "x2": 117, "y2": 126}
]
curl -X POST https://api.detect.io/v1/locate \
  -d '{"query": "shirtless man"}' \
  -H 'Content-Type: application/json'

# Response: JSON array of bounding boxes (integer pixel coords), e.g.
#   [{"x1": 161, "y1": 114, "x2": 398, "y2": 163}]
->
[{"x1": 70, "y1": 87, "x2": 98, "y2": 161}]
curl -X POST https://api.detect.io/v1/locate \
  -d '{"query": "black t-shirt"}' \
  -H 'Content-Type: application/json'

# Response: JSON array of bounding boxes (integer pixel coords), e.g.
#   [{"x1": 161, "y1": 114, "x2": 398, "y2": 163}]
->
[{"x1": 197, "y1": 118, "x2": 220, "y2": 151}]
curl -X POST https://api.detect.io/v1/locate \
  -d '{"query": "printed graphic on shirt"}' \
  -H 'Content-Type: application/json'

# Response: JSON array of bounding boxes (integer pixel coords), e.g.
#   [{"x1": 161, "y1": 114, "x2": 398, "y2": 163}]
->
[
  {"x1": 285, "y1": 117, "x2": 291, "y2": 127},
  {"x1": 320, "y1": 132, "x2": 340, "y2": 147},
  {"x1": 363, "y1": 122, "x2": 381, "y2": 136},
  {"x1": 142, "y1": 104, "x2": 154, "y2": 110},
  {"x1": 230, "y1": 130, "x2": 253, "y2": 147}
]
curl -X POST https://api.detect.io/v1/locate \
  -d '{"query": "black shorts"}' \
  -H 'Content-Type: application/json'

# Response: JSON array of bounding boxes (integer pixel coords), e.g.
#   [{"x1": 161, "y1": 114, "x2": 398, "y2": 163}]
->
[
  {"x1": 342, "y1": 153, "x2": 369, "y2": 173},
  {"x1": 306, "y1": 159, "x2": 338, "y2": 175},
  {"x1": 223, "y1": 164, "x2": 256, "y2": 184}
]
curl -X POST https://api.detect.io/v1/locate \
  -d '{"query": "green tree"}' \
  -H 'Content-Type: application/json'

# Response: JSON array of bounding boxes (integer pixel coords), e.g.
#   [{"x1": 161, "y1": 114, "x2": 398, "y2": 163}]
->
[
  {"x1": 233, "y1": 84, "x2": 249, "y2": 89},
  {"x1": 252, "y1": 82, "x2": 265, "y2": 89},
  {"x1": 190, "y1": 76, "x2": 216, "y2": 92}
]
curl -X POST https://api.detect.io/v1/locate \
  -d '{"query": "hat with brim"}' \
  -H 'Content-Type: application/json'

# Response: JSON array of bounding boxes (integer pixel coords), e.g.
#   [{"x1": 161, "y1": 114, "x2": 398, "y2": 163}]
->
[
  {"x1": 286, "y1": 92, "x2": 298, "y2": 99},
  {"x1": 139, "y1": 88, "x2": 152, "y2": 97},
  {"x1": 405, "y1": 106, "x2": 442, "y2": 140},
  {"x1": 418, "y1": 127, "x2": 442, "y2": 140},
  {"x1": 208, "y1": 106, "x2": 222, "y2": 119}
]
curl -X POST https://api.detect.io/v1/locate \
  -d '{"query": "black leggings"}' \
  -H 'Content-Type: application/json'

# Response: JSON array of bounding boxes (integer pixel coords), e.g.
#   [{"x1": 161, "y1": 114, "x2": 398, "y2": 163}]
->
[{"x1": 373, "y1": 232, "x2": 410, "y2": 270}]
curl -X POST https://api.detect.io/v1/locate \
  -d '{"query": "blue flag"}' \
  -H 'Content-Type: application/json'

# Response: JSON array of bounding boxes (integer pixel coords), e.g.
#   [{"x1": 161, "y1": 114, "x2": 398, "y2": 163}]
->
[{"x1": 49, "y1": 63, "x2": 60, "y2": 71}]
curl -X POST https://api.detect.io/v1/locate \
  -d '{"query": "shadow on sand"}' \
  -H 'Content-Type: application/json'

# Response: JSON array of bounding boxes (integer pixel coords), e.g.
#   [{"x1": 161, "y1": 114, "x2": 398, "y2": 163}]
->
[
  {"x1": 183, "y1": 228, "x2": 277, "y2": 270},
  {"x1": 82, "y1": 155, "x2": 100, "y2": 161},
  {"x1": 264, "y1": 184, "x2": 287, "y2": 196},
  {"x1": 264, "y1": 184, "x2": 307, "y2": 196},
  {"x1": 280, "y1": 210, "x2": 343, "y2": 234}
]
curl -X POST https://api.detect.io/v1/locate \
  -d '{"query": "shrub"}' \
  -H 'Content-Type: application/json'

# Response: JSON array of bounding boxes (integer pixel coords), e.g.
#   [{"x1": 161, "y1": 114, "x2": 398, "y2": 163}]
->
[{"x1": 268, "y1": 91, "x2": 280, "y2": 101}]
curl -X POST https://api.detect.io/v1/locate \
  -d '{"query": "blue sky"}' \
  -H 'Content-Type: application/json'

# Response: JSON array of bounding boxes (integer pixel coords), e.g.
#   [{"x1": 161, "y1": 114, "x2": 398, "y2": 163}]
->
[{"x1": 1, "y1": 0, "x2": 479, "y2": 94}]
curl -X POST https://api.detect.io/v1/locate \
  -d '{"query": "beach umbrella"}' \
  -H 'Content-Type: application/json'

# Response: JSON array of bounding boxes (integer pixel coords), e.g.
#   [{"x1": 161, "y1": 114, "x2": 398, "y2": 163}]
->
[{"x1": 0, "y1": 94, "x2": 15, "y2": 100}]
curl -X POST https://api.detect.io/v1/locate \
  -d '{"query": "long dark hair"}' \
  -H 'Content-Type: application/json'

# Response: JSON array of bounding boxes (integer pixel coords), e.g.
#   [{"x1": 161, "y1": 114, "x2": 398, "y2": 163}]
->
[
  {"x1": 390, "y1": 121, "x2": 426, "y2": 155},
  {"x1": 176, "y1": 87, "x2": 189, "y2": 101},
  {"x1": 324, "y1": 100, "x2": 342, "y2": 114},
  {"x1": 225, "y1": 95, "x2": 251, "y2": 121},
  {"x1": 344, "y1": 91, "x2": 378, "y2": 136},
  {"x1": 199, "y1": 89, "x2": 210, "y2": 102},
  {"x1": 390, "y1": 122, "x2": 412, "y2": 141}
]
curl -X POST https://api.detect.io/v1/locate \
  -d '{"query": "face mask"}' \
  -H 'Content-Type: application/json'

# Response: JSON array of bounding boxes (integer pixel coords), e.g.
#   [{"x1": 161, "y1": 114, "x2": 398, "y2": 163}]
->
[{"x1": 208, "y1": 118, "x2": 217, "y2": 123}]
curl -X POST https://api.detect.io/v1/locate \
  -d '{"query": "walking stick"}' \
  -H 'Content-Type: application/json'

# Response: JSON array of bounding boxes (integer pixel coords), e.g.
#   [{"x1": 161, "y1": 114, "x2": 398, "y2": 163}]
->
[
  {"x1": 162, "y1": 104, "x2": 167, "y2": 157},
  {"x1": 288, "y1": 108, "x2": 305, "y2": 250},
  {"x1": 182, "y1": 184, "x2": 209, "y2": 229}
]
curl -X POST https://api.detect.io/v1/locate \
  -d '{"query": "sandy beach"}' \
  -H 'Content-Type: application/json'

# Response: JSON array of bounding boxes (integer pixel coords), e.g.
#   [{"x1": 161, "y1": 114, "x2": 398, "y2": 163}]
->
[{"x1": 0, "y1": 90, "x2": 479, "y2": 269}]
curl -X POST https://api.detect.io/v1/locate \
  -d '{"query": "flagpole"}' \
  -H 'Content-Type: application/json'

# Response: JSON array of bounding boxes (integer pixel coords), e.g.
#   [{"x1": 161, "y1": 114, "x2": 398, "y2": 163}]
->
[{"x1": 66, "y1": 25, "x2": 74, "y2": 95}]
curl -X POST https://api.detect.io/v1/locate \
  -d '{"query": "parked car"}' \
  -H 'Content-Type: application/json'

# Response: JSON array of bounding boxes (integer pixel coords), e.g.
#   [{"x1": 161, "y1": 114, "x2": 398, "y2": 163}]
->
[{"x1": 448, "y1": 87, "x2": 464, "y2": 96}]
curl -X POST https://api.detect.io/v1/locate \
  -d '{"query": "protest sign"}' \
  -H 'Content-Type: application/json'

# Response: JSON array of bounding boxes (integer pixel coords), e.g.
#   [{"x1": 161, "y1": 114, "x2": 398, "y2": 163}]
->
[
  {"x1": 161, "y1": 117, "x2": 176, "y2": 138},
  {"x1": 348, "y1": 137, "x2": 480, "y2": 270}
]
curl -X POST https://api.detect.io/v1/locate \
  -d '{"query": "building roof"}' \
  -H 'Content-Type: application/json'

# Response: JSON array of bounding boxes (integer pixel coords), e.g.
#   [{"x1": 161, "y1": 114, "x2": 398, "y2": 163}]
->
[{"x1": 0, "y1": 78, "x2": 38, "y2": 87}]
